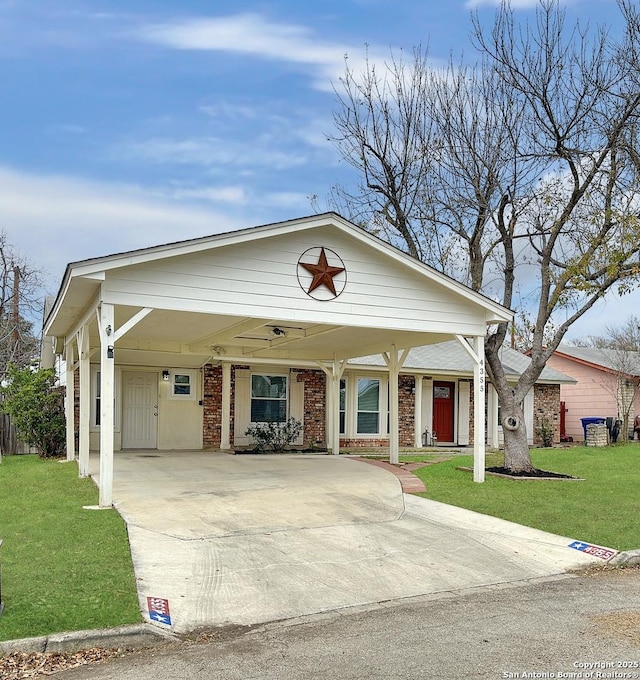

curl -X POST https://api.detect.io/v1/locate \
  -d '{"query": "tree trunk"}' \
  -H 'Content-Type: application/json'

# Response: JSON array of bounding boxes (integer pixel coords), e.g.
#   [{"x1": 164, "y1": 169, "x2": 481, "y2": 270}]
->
[{"x1": 500, "y1": 402, "x2": 536, "y2": 473}]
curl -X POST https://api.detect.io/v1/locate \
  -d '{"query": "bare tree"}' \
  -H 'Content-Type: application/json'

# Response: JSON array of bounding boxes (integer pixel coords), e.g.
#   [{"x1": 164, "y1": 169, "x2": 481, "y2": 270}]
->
[
  {"x1": 0, "y1": 232, "x2": 42, "y2": 378},
  {"x1": 330, "y1": 0, "x2": 640, "y2": 472}
]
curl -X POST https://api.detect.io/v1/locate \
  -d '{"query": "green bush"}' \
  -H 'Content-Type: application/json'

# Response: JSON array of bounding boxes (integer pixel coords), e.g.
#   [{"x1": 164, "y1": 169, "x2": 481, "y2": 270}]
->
[
  {"x1": 245, "y1": 417, "x2": 303, "y2": 452},
  {"x1": 1, "y1": 364, "x2": 66, "y2": 458}
]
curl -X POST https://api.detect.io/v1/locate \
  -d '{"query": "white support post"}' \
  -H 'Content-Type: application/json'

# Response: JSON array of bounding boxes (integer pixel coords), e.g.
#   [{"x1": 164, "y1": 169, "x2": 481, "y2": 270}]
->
[
  {"x1": 388, "y1": 349, "x2": 400, "y2": 465},
  {"x1": 330, "y1": 365, "x2": 341, "y2": 455},
  {"x1": 454, "y1": 334, "x2": 487, "y2": 483},
  {"x1": 473, "y1": 335, "x2": 486, "y2": 483},
  {"x1": 221, "y1": 362, "x2": 231, "y2": 450},
  {"x1": 99, "y1": 303, "x2": 115, "y2": 507},
  {"x1": 77, "y1": 325, "x2": 91, "y2": 477},
  {"x1": 413, "y1": 374, "x2": 423, "y2": 448},
  {"x1": 320, "y1": 358, "x2": 346, "y2": 456},
  {"x1": 382, "y1": 346, "x2": 409, "y2": 465},
  {"x1": 325, "y1": 372, "x2": 334, "y2": 453},
  {"x1": 64, "y1": 342, "x2": 75, "y2": 462}
]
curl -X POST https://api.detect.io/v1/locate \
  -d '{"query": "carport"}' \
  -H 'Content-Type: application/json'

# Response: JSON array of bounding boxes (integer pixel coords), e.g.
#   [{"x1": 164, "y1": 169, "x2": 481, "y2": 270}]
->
[{"x1": 42, "y1": 213, "x2": 512, "y2": 507}]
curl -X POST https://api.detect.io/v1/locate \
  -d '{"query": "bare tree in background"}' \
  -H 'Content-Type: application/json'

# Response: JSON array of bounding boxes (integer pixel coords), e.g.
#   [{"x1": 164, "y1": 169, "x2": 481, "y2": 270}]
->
[
  {"x1": 330, "y1": 0, "x2": 640, "y2": 472},
  {"x1": 0, "y1": 232, "x2": 42, "y2": 379}
]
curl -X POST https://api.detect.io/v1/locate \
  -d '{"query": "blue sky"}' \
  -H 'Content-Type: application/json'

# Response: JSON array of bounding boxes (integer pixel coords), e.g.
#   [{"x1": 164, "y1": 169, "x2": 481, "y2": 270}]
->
[{"x1": 1, "y1": 0, "x2": 625, "y2": 338}]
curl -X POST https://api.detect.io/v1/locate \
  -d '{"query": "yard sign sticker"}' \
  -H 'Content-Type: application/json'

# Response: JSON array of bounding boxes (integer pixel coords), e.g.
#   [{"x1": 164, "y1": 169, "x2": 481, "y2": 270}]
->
[
  {"x1": 147, "y1": 597, "x2": 172, "y2": 626},
  {"x1": 568, "y1": 541, "x2": 617, "y2": 560}
]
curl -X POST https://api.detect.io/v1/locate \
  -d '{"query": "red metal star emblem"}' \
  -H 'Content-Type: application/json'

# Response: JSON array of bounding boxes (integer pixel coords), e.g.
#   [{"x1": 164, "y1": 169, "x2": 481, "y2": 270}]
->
[{"x1": 300, "y1": 247, "x2": 346, "y2": 296}]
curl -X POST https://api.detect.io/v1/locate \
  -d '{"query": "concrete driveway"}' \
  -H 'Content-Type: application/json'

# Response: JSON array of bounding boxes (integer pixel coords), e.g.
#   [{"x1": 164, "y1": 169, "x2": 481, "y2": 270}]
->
[{"x1": 90, "y1": 451, "x2": 602, "y2": 633}]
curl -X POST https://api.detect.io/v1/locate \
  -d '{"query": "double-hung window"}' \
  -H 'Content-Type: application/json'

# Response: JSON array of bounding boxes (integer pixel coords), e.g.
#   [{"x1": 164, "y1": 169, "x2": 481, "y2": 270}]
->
[
  {"x1": 357, "y1": 377, "x2": 380, "y2": 434},
  {"x1": 251, "y1": 374, "x2": 287, "y2": 423}
]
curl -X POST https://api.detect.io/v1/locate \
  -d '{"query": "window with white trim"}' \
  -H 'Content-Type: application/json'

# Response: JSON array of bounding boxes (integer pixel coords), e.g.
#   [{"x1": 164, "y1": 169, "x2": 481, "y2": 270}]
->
[
  {"x1": 251, "y1": 374, "x2": 287, "y2": 422},
  {"x1": 169, "y1": 370, "x2": 196, "y2": 400},
  {"x1": 357, "y1": 377, "x2": 380, "y2": 434}
]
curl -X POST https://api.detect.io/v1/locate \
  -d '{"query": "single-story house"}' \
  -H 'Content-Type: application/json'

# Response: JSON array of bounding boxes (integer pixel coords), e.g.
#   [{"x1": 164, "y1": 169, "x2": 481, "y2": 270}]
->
[
  {"x1": 42, "y1": 212, "x2": 519, "y2": 505},
  {"x1": 546, "y1": 345, "x2": 640, "y2": 441}
]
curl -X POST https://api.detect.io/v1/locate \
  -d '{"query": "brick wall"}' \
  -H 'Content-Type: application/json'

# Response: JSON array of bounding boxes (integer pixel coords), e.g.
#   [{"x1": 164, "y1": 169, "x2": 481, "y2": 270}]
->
[
  {"x1": 399, "y1": 375, "x2": 415, "y2": 446},
  {"x1": 202, "y1": 364, "x2": 222, "y2": 448},
  {"x1": 340, "y1": 437, "x2": 390, "y2": 447},
  {"x1": 296, "y1": 369, "x2": 326, "y2": 445},
  {"x1": 533, "y1": 383, "x2": 561, "y2": 446}
]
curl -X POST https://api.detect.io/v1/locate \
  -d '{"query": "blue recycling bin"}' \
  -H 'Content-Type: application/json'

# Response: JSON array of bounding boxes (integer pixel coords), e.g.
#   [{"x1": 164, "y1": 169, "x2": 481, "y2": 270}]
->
[{"x1": 581, "y1": 417, "x2": 605, "y2": 442}]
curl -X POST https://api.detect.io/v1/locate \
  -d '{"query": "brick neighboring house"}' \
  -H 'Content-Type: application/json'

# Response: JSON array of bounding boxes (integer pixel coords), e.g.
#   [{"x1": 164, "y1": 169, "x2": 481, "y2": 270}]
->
[{"x1": 546, "y1": 346, "x2": 640, "y2": 442}]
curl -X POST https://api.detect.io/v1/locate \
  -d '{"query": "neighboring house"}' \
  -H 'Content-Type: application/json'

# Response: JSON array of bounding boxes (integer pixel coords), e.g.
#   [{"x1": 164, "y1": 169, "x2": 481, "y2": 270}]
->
[
  {"x1": 42, "y1": 212, "x2": 519, "y2": 504},
  {"x1": 546, "y1": 346, "x2": 640, "y2": 442}
]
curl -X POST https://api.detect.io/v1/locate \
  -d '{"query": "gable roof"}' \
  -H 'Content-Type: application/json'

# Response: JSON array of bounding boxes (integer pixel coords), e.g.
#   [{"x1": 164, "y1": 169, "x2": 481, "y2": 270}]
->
[
  {"x1": 351, "y1": 340, "x2": 575, "y2": 384},
  {"x1": 554, "y1": 345, "x2": 640, "y2": 377},
  {"x1": 44, "y1": 212, "x2": 512, "y2": 340}
]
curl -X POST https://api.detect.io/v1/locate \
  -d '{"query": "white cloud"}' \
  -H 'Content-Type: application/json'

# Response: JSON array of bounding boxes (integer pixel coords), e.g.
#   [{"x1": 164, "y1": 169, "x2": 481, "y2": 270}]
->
[
  {"x1": 138, "y1": 13, "x2": 343, "y2": 64},
  {"x1": 117, "y1": 136, "x2": 307, "y2": 171},
  {"x1": 0, "y1": 166, "x2": 247, "y2": 293},
  {"x1": 134, "y1": 13, "x2": 385, "y2": 92}
]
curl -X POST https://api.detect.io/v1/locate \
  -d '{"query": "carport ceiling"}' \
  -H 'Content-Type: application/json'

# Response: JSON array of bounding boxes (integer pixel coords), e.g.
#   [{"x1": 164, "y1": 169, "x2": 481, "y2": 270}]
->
[{"x1": 86, "y1": 306, "x2": 456, "y2": 367}]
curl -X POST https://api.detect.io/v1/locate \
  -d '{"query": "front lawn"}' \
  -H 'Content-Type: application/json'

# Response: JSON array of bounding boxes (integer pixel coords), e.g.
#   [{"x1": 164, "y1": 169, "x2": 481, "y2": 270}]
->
[
  {"x1": 413, "y1": 445, "x2": 640, "y2": 551},
  {"x1": 0, "y1": 455, "x2": 141, "y2": 642}
]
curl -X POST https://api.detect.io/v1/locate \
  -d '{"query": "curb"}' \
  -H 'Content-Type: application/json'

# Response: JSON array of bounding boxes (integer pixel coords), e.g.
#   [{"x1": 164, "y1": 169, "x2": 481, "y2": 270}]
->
[
  {"x1": 608, "y1": 548, "x2": 640, "y2": 567},
  {"x1": 0, "y1": 623, "x2": 176, "y2": 656}
]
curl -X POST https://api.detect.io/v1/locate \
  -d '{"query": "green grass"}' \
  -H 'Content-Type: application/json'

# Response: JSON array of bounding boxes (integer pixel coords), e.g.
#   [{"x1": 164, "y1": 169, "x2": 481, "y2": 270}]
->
[
  {"x1": 0, "y1": 455, "x2": 141, "y2": 641},
  {"x1": 413, "y1": 445, "x2": 640, "y2": 551}
]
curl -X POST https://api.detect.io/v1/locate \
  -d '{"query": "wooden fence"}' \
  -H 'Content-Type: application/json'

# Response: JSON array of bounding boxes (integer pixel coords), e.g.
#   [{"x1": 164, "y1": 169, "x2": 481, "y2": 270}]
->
[{"x1": 0, "y1": 413, "x2": 34, "y2": 455}]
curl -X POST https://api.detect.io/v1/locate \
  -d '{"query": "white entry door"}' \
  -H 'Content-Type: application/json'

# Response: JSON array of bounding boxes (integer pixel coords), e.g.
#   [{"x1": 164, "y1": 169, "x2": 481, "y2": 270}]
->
[{"x1": 122, "y1": 372, "x2": 158, "y2": 449}]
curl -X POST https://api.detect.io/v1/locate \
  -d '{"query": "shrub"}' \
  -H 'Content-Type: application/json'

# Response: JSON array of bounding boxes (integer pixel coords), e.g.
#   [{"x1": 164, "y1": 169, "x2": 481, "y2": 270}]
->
[
  {"x1": 245, "y1": 418, "x2": 303, "y2": 452},
  {"x1": 1, "y1": 364, "x2": 66, "y2": 458}
]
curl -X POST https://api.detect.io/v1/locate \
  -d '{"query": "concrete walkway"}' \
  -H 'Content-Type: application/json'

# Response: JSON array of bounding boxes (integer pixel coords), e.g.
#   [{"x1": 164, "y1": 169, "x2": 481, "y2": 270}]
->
[{"x1": 90, "y1": 451, "x2": 603, "y2": 634}]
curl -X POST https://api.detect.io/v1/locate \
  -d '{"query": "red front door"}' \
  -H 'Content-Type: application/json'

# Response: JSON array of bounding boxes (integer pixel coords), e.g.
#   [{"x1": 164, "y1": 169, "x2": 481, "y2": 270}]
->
[{"x1": 433, "y1": 381, "x2": 455, "y2": 442}]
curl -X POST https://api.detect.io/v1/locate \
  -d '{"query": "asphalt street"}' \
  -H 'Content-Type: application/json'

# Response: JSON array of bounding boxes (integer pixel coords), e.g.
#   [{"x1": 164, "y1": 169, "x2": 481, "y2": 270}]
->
[{"x1": 55, "y1": 567, "x2": 640, "y2": 680}]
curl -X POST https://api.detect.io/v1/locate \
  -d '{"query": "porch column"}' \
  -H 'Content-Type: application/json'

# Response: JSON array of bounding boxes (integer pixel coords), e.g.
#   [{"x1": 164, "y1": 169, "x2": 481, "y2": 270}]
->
[
  {"x1": 64, "y1": 341, "x2": 75, "y2": 462},
  {"x1": 320, "y1": 358, "x2": 345, "y2": 456},
  {"x1": 329, "y1": 362, "x2": 342, "y2": 455},
  {"x1": 413, "y1": 374, "x2": 423, "y2": 448},
  {"x1": 98, "y1": 302, "x2": 115, "y2": 507},
  {"x1": 77, "y1": 324, "x2": 90, "y2": 477},
  {"x1": 473, "y1": 335, "x2": 486, "y2": 483},
  {"x1": 382, "y1": 346, "x2": 410, "y2": 465},
  {"x1": 455, "y1": 334, "x2": 486, "y2": 483},
  {"x1": 221, "y1": 362, "x2": 231, "y2": 450}
]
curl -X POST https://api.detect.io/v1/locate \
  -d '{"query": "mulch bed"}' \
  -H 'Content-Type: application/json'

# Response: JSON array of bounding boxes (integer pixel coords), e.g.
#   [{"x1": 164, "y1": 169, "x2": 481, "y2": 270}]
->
[
  {"x1": 486, "y1": 466, "x2": 579, "y2": 479},
  {"x1": 457, "y1": 466, "x2": 582, "y2": 480}
]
